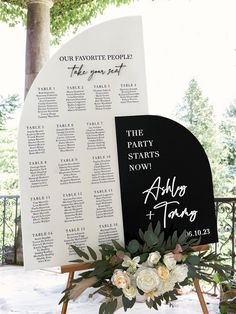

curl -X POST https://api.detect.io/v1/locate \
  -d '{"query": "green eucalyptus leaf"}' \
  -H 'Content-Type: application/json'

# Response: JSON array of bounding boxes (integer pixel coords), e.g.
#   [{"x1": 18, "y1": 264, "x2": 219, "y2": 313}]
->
[
  {"x1": 152, "y1": 301, "x2": 158, "y2": 310},
  {"x1": 142, "y1": 243, "x2": 149, "y2": 253},
  {"x1": 137, "y1": 287, "x2": 144, "y2": 295},
  {"x1": 139, "y1": 253, "x2": 149, "y2": 263},
  {"x1": 127, "y1": 239, "x2": 140, "y2": 253},
  {"x1": 179, "y1": 278, "x2": 190, "y2": 286},
  {"x1": 87, "y1": 246, "x2": 97, "y2": 260},
  {"x1": 178, "y1": 230, "x2": 188, "y2": 244},
  {"x1": 213, "y1": 272, "x2": 223, "y2": 284},
  {"x1": 108, "y1": 299, "x2": 118, "y2": 313},
  {"x1": 187, "y1": 265, "x2": 197, "y2": 278},
  {"x1": 112, "y1": 286, "x2": 123, "y2": 297},
  {"x1": 138, "y1": 228, "x2": 144, "y2": 241},
  {"x1": 99, "y1": 244, "x2": 114, "y2": 251},
  {"x1": 99, "y1": 302, "x2": 107, "y2": 314},
  {"x1": 166, "y1": 236, "x2": 172, "y2": 250},
  {"x1": 112, "y1": 240, "x2": 125, "y2": 251},
  {"x1": 122, "y1": 295, "x2": 136, "y2": 311},
  {"x1": 71, "y1": 245, "x2": 89, "y2": 260},
  {"x1": 158, "y1": 231, "x2": 165, "y2": 246},
  {"x1": 219, "y1": 303, "x2": 228, "y2": 314},
  {"x1": 76, "y1": 270, "x2": 93, "y2": 279},
  {"x1": 169, "y1": 290, "x2": 178, "y2": 301},
  {"x1": 59, "y1": 293, "x2": 69, "y2": 305},
  {"x1": 154, "y1": 221, "x2": 161, "y2": 236},
  {"x1": 148, "y1": 222, "x2": 154, "y2": 233},
  {"x1": 171, "y1": 230, "x2": 178, "y2": 247},
  {"x1": 155, "y1": 296, "x2": 162, "y2": 306},
  {"x1": 92, "y1": 279, "x2": 103, "y2": 288},
  {"x1": 69, "y1": 258, "x2": 85, "y2": 263},
  {"x1": 187, "y1": 255, "x2": 200, "y2": 265},
  {"x1": 144, "y1": 230, "x2": 158, "y2": 247},
  {"x1": 163, "y1": 292, "x2": 170, "y2": 303},
  {"x1": 146, "y1": 299, "x2": 153, "y2": 308},
  {"x1": 71, "y1": 277, "x2": 83, "y2": 283},
  {"x1": 91, "y1": 260, "x2": 110, "y2": 277},
  {"x1": 189, "y1": 237, "x2": 201, "y2": 247}
]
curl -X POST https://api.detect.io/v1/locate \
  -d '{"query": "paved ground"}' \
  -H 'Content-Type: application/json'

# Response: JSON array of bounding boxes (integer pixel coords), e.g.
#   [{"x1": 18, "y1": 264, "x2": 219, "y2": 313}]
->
[{"x1": 0, "y1": 265, "x2": 220, "y2": 313}]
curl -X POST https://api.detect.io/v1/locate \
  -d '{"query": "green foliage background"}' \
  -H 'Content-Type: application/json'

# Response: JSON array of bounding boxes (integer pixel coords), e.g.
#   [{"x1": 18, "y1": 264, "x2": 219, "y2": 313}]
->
[
  {"x1": 0, "y1": 128, "x2": 18, "y2": 195},
  {"x1": 0, "y1": 0, "x2": 133, "y2": 42},
  {"x1": 220, "y1": 102, "x2": 236, "y2": 195},
  {"x1": 176, "y1": 79, "x2": 232, "y2": 197}
]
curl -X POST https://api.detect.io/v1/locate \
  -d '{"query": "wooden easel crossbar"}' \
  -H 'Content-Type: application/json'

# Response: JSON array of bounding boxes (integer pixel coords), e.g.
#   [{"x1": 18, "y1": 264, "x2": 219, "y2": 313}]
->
[{"x1": 61, "y1": 244, "x2": 210, "y2": 314}]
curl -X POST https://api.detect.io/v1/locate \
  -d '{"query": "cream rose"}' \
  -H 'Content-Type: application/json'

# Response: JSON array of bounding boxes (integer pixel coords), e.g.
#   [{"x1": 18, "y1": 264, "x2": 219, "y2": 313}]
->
[
  {"x1": 147, "y1": 251, "x2": 161, "y2": 266},
  {"x1": 157, "y1": 265, "x2": 170, "y2": 281},
  {"x1": 170, "y1": 264, "x2": 188, "y2": 283},
  {"x1": 111, "y1": 270, "x2": 130, "y2": 289},
  {"x1": 158, "y1": 279, "x2": 175, "y2": 295},
  {"x1": 136, "y1": 268, "x2": 160, "y2": 293},
  {"x1": 123, "y1": 285, "x2": 137, "y2": 300},
  {"x1": 163, "y1": 252, "x2": 176, "y2": 270}
]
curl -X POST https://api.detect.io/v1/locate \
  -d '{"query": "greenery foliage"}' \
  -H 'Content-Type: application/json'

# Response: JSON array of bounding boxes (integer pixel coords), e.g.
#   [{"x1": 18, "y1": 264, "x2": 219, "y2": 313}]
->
[
  {"x1": 219, "y1": 280, "x2": 236, "y2": 314},
  {"x1": 0, "y1": 94, "x2": 20, "y2": 130},
  {"x1": 0, "y1": 128, "x2": 18, "y2": 194},
  {"x1": 176, "y1": 79, "x2": 228, "y2": 196},
  {"x1": 220, "y1": 298, "x2": 236, "y2": 314},
  {"x1": 0, "y1": 0, "x2": 133, "y2": 42},
  {"x1": 60, "y1": 222, "x2": 231, "y2": 313},
  {"x1": 0, "y1": 94, "x2": 20, "y2": 194},
  {"x1": 220, "y1": 102, "x2": 236, "y2": 195}
]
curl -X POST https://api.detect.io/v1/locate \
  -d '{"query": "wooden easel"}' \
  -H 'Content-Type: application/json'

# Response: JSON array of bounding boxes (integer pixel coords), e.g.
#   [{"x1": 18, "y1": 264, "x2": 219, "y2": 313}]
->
[
  {"x1": 191, "y1": 244, "x2": 209, "y2": 314},
  {"x1": 61, "y1": 262, "x2": 92, "y2": 314},
  {"x1": 60, "y1": 244, "x2": 210, "y2": 314}
]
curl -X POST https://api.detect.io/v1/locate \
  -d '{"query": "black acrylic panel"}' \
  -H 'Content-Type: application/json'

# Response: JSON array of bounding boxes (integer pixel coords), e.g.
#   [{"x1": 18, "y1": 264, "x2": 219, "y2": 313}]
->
[{"x1": 115, "y1": 115, "x2": 218, "y2": 245}]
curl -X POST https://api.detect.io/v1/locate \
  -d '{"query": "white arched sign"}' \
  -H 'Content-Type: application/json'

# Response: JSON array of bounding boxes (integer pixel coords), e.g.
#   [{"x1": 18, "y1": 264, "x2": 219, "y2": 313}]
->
[{"x1": 18, "y1": 17, "x2": 148, "y2": 270}]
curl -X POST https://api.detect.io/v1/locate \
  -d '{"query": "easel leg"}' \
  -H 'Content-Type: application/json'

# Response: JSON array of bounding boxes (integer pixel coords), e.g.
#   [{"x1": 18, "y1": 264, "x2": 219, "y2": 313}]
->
[
  {"x1": 193, "y1": 278, "x2": 209, "y2": 314},
  {"x1": 61, "y1": 271, "x2": 74, "y2": 314}
]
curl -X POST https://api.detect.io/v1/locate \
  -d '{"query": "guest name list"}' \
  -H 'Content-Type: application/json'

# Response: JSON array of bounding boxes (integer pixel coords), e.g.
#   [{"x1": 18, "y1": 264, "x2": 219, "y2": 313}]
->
[{"x1": 18, "y1": 17, "x2": 148, "y2": 270}]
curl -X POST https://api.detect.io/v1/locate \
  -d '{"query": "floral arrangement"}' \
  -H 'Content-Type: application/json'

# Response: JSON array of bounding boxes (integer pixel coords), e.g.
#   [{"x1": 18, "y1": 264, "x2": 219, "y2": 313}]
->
[{"x1": 60, "y1": 222, "x2": 231, "y2": 313}]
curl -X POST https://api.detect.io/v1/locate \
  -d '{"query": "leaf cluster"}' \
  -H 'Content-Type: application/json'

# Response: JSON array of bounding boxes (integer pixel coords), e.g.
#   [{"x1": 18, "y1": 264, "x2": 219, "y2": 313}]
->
[
  {"x1": 0, "y1": 94, "x2": 20, "y2": 129},
  {"x1": 0, "y1": 0, "x2": 133, "y2": 43},
  {"x1": 220, "y1": 297, "x2": 236, "y2": 314},
  {"x1": 59, "y1": 222, "x2": 233, "y2": 313},
  {"x1": 185, "y1": 250, "x2": 232, "y2": 284},
  {"x1": 176, "y1": 78, "x2": 228, "y2": 196}
]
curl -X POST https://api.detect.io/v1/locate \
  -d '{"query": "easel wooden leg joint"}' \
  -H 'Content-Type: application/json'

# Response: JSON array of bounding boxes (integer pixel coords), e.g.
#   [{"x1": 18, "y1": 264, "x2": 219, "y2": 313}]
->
[
  {"x1": 61, "y1": 271, "x2": 74, "y2": 314},
  {"x1": 193, "y1": 278, "x2": 209, "y2": 314},
  {"x1": 61, "y1": 263, "x2": 92, "y2": 314},
  {"x1": 61, "y1": 247, "x2": 210, "y2": 314}
]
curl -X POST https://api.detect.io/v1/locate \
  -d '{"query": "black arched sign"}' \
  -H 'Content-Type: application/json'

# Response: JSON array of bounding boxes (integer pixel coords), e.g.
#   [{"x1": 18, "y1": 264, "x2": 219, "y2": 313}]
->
[{"x1": 115, "y1": 115, "x2": 218, "y2": 245}]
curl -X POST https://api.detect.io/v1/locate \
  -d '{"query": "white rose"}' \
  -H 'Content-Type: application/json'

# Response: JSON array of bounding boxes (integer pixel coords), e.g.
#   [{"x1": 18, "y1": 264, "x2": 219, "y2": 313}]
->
[
  {"x1": 156, "y1": 265, "x2": 170, "y2": 281},
  {"x1": 136, "y1": 268, "x2": 160, "y2": 293},
  {"x1": 158, "y1": 279, "x2": 175, "y2": 295},
  {"x1": 123, "y1": 285, "x2": 137, "y2": 300},
  {"x1": 111, "y1": 270, "x2": 130, "y2": 289},
  {"x1": 170, "y1": 264, "x2": 188, "y2": 283},
  {"x1": 147, "y1": 251, "x2": 161, "y2": 266},
  {"x1": 163, "y1": 252, "x2": 176, "y2": 270}
]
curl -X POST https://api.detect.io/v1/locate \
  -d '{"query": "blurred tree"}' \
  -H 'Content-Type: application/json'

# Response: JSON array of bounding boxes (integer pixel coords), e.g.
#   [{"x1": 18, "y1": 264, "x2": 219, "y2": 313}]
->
[
  {"x1": 0, "y1": 0, "x2": 133, "y2": 41},
  {"x1": 0, "y1": 0, "x2": 133, "y2": 95},
  {"x1": 220, "y1": 102, "x2": 236, "y2": 195},
  {"x1": 0, "y1": 129, "x2": 18, "y2": 194},
  {"x1": 176, "y1": 78, "x2": 228, "y2": 196},
  {"x1": 0, "y1": 94, "x2": 20, "y2": 130},
  {"x1": 0, "y1": 94, "x2": 20, "y2": 193}
]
